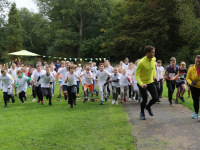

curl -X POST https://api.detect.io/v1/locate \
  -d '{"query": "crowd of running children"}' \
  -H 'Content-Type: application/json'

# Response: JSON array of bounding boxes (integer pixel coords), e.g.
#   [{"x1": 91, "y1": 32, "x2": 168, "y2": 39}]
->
[{"x1": 0, "y1": 57, "x2": 194, "y2": 109}]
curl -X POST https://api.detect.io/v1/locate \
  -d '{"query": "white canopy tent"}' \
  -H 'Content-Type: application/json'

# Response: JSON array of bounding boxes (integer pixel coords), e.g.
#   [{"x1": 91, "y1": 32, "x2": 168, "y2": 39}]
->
[{"x1": 8, "y1": 50, "x2": 40, "y2": 56}]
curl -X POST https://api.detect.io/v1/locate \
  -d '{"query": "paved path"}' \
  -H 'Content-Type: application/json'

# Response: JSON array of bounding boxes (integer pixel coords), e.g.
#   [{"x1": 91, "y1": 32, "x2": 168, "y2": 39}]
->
[{"x1": 123, "y1": 98, "x2": 200, "y2": 150}]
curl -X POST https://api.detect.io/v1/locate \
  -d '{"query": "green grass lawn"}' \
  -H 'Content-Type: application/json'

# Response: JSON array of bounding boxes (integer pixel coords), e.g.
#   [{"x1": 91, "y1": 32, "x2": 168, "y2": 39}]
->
[
  {"x1": 0, "y1": 82, "x2": 135, "y2": 150},
  {"x1": 162, "y1": 82, "x2": 195, "y2": 112}
]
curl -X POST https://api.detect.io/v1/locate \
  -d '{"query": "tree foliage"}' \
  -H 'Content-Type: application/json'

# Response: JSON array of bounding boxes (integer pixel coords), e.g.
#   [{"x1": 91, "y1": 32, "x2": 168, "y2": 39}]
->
[{"x1": 0, "y1": 0, "x2": 200, "y2": 64}]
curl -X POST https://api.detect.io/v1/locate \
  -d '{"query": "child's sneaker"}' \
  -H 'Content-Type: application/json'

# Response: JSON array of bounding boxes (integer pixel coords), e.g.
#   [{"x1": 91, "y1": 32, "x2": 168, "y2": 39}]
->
[
  {"x1": 128, "y1": 98, "x2": 131, "y2": 101},
  {"x1": 41, "y1": 101, "x2": 44, "y2": 105},
  {"x1": 32, "y1": 98, "x2": 36, "y2": 102},
  {"x1": 83, "y1": 98, "x2": 88, "y2": 103},
  {"x1": 105, "y1": 97, "x2": 108, "y2": 102},
  {"x1": 25, "y1": 96, "x2": 27, "y2": 101},
  {"x1": 91, "y1": 98, "x2": 95, "y2": 102},
  {"x1": 120, "y1": 100, "x2": 123, "y2": 103},
  {"x1": 37, "y1": 99, "x2": 41, "y2": 103},
  {"x1": 3, "y1": 105, "x2": 7, "y2": 108},
  {"x1": 21, "y1": 102, "x2": 24, "y2": 105},
  {"x1": 112, "y1": 100, "x2": 115, "y2": 104},
  {"x1": 124, "y1": 98, "x2": 126, "y2": 102},
  {"x1": 116, "y1": 101, "x2": 118, "y2": 105},
  {"x1": 100, "y1": 101, "x2": 104, "y2": 105}
]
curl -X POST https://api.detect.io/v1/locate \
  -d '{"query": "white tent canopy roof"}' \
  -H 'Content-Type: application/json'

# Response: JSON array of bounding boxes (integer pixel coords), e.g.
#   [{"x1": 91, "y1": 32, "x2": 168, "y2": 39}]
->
[{"x1": 8, "y1": 50, "x2": 40, "y2": 56}]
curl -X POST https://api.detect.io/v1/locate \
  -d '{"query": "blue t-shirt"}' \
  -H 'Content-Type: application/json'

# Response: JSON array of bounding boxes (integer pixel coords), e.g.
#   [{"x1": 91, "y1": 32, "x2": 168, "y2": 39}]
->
[
  {"x1": 55, "y1": 63, "x2": 61, "y2": 70},
  {"x1": 165, "y1": 65, "x2": 179, "y2": 80}
]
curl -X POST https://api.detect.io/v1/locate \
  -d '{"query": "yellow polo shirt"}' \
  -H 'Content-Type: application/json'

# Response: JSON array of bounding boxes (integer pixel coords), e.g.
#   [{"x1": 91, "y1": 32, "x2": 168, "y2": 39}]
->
[
  {"x1": 186, "y1": 65, "x2": 200, "y2": 88},
  {"x1": 135, "y1": 56, "x2": 156, "y2": 86}
]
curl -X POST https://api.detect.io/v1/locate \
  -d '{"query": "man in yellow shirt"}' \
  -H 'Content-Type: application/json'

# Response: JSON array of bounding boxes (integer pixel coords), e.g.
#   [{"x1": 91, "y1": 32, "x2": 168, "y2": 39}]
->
[{"x1": 135, "y1": 46, "x2": 159, "y2": 120}]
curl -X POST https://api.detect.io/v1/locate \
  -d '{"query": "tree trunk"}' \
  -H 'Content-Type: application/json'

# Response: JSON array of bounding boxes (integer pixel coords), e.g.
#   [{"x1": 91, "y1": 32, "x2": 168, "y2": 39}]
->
[
  {"x1": 195, "y1": 0, "x2": 200, "y2": 18},
  {"x1": 78, "y1": 8, "x2": 83, "y2": 57}
]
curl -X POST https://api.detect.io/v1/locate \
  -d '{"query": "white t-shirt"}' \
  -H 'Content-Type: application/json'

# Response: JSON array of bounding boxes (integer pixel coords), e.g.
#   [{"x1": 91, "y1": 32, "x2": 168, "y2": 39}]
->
[
  {"x1": 96, "y1": 69, "x2": 110, "y2": 86},
  {"x1": 75, "y1": 70, "x2": 81, "y2": 81},
  {"x1": 105, "y1": 66, "x2": 113, "y2": 73},
  {"x1": 91, "y1": 66, "x2": 97, "y2": 79},
  {"x1": 16, "y1": 76, "x2": 29, "y2": 93},
  {"x1": 10, "y1": 68, "x2": 17, "y2": 80},
  {"x1": 65, "y1": 72, "x2": 78, "y2": 86},
  {"x1": 123, "y1": 63, "x2": 129, "y2": 70},
  {"x1": 50, "y1": 70, "x2": 56, "y2": 77},
  {"x1": 31, "y1": 70, "x2": 46, "y2": 87},
  {"x1": 40, "y1": 73, "x2": 54, "y2": 88},
  {"x1": 110, "y1": 73, "x2": 121, "y2": 87},
  {"x1": 17, "y1": 67, "x2": 21, "y2": 71},
  {"x1": 82, "y1": 71, "x2": 93, "y2": 85},
  {"x1": 157, "y1": 66, "x2": 165, "y2": 80},
  {"x1": 127, "y1": 69, "x2": 134, "y2": 81},
  {"x1": 120, "y1": 74, "x2": 132, "y2": 86},
  {"x1": 77, "y1": 67, "x2": 82, "y2": 72},
  {"x1": 58, "y1": 67, "x2": 69, "y2": 85},
  {"x1": 0, "y1": 74, "x2": 14, "y2": 92}
]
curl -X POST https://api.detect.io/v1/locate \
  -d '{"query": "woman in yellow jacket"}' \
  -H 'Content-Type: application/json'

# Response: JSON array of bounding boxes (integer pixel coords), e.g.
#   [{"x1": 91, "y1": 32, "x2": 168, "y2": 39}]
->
[{"x1": 186, "y1": 55, "x2": 200, "y2": 119}]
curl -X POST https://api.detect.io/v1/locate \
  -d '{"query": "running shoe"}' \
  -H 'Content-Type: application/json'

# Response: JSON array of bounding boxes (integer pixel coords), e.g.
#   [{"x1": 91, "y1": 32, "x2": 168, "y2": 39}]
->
[
  {"x1": 120, "y1": 100, "x2": 123, "y2": 103},
  {"x1": 124, "y1": 98, "x2": 126, "y2": 102},
  {"x1": 175, "y1": 99, "x2": 178, "y2": 104},
  {"x1": 37, "y1": 99, "x2": 41, "y2": 103},
  {"x1": 116, "y1": 101, "x2": 118, "y2": 105},
  {"x1": 96, "y1": 90, "x2": 99, "y2": 96},
  {"x1": 180, "y1": 97, "x2": 185, "y2": 102},
  {"x1": 157, "y1": 99, "x2": 161, "y2": 102},
  {"x1": 169, "y1": 100, "x2": 173, "y2": 105},
  {"x1": 91, "y1": 98, "x2": 95, "y2": 102},
  {"x1": 105, "y1": 97, "x2": 108, "y2": 102},
  {"x1": 15, "y1": 94, "x2": 17, "y2": 96},
  {"x1": 135, "y1": 95, "x2": 138, "y2": 100},
  {"x1": 12, "y1": 99, "x2": 15, "y2": 103},
  {"x1": 58, "y1": 94, "x2": 61, "y2": 98},
  {"x1": 128, "y1": 98, "x2": 131, "y2": 101},
  {"x1": 32, "y1": 98, "x2": 36, "y2": 102},
  {"x1": 49, "y1": 103, "x2": 52, "y2": 106},
  {"x1": 64, "y1": 94, "x2": 67, "y2": 100},
  {"x1": 25, "y1": 96, "x2": 27, "y2": 101},
  {"x1": 83, "y1": 98, "x2": 88, "y2": 103},
  {"x1": 3, "y1": 105, "x2": 7, "y2": 108},
  {"x1": 187, "y1": 96, "x2": 190, "y2": 98},
  {"x1": 74, "y1": 100, "x2": 77, "y2": 106},
  {"x1": 100, "y1": 101, "x2": 104, "y2": 105},
  {"x1": 138, "y1": 99, "x2": 141, "y2": 103},
  {"x1": 21, "y1": 103, "x2": 24, "y2": 105},
  {"x1": 192, "y1": 112, "x2": 199, "y2": 119},
  {"x1": 140, "y1": 112, "x2": 146, "y2": 120},
  {"x1": 41, "y1": 101, "x2": 44, "y2": 105},
  {"x1": 145, "y1": 106, "x2": 154, "y2": 116},
  {"x1": 112, "y1": 100, "x2": 115, "y2": 104}
]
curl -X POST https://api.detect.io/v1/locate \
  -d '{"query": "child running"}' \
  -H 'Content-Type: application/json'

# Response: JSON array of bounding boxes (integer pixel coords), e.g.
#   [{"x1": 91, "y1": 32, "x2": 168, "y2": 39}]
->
[
  {"x1": 95, "y1": 63, "x2": 111, "y2": 105},
  {"x1": 163, "y1": 57, "x2": 179, "y2": 105},
  {"x1": 57, "y1": 61, "x2": 65, "y2": 98},
  {"x1": 65, "y1": 65, "x2": 83, "y2": 108},
  {"x1": 57, "y1": 61, "x2": 70, "y2": 101},
  {"x1": 110, "y1": 67, "x2": 120, "y2": 105},
  {"x1": 35, "y1": 67, "x2": 54, "y2": 105},
  {"x1": 31, "y1": 64, "x2": 46, "y2": 104},
  {"x1": 15, "y1": 70, "x2": 31, "y2": 104},
  {"x1": 0, "y1": 68, "x2": 15, "y2": 107},
  {"x1": 175, "y1": 62, "x2": 187, "y2": 104},
  {"x1": 120, "y1": 69, "x2": 132, "y2": 103},
  {"x1": 82, "y1": 66, "x2": 95, "y2": 102}
]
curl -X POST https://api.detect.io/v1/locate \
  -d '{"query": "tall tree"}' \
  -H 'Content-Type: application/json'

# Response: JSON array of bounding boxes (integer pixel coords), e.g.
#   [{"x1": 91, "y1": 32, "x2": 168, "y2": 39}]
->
[
  {"x1": 8, "y1": 2, "x2": 22, "y2": 53},
  {"x1": 0, "y1": 0, "x2": 10, "y2": 62},
  {"x1": 35, "y1": 0, "x2": 111, "y2": 57}
]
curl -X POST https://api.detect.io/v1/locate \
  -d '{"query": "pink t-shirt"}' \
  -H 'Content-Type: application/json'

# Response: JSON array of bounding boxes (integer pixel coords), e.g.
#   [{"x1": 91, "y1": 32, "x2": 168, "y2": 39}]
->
[{"x1": 197, "y1": 68, "x2": 200, "y2": 77}]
